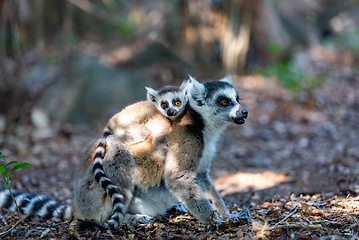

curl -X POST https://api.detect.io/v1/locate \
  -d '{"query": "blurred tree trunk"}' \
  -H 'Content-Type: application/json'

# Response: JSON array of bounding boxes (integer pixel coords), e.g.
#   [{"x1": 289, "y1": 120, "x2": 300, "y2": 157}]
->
[
  {"x1": 212, "y1": 0, "x2": 290, "y2": 74},
  {"x1": 251, "y1": 0, "x2": 290, "y2": 59},
  {"x1": 178, "y1": 0, "x2": 200, "y2": 63},
  {"x1": 212, "y1": 0, "x2": 253, "y2": 74},
  {"x1": 165, "y1": 0, "x2": 199, "y2": 62},
  {"x1": 224, "y1": 0, "x2": 252, "y2": 74},
  {"x1": 0, "y1": 0, "x2": 51, "y2": 127},
  {"x1": 33, "y1": 0, "x2": 45, "y2": 55}
]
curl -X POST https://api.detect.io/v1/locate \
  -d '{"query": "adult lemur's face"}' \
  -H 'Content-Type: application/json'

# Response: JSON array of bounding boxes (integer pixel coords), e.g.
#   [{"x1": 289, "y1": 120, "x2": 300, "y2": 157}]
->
[{"x1": 187, "y1": 76, "x2": 248, "y2": 125}]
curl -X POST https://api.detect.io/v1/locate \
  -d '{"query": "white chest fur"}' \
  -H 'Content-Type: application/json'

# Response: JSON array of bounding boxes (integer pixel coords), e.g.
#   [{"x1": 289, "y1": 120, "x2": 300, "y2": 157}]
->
[
  {"x1": 197, "y1": 138, "x2": 216, "y2": 172},
  {"x1": 197, "y1": 122, "x2": 227, "y2": 172}
]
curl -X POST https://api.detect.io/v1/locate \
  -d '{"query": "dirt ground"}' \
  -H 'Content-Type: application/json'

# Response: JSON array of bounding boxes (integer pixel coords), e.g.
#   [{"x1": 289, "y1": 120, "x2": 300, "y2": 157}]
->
[{"x1": 0, "y1": 72, "x2": 359, "y2": 239}]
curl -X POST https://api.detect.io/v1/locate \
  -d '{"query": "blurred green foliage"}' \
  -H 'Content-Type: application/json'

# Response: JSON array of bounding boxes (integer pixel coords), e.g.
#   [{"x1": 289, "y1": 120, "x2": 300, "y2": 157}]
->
[
  {"x1": 259, "y1": 60, "x2": 303, "y2": 91},
  {"x1": 334, "y1": 28, "x2": 359, "y2": 58},
  {"x1": 258, "y1": 43, "x2": 324, "y2": 92},
  {"x1": 116, "y1": 19, "x2": 137, "y2": 37},
  {"x1": 47, "y1": 53, "x2": 60, "y2": 65}
]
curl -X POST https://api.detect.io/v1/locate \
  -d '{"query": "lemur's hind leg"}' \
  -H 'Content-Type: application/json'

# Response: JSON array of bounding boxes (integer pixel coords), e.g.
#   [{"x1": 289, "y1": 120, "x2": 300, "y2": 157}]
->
[
  {"x1": 104, "y1": 135, "x2": 158, "y2": 225},
  {"x1": 75, "y1": 135, "x2": 155, "y2": 227},
  {"x1": 74, "y1": 135, "x2": 135, "y2": 226},
  {"x1": 102, "y1": 135, "x2": 136, "y2": 221}
]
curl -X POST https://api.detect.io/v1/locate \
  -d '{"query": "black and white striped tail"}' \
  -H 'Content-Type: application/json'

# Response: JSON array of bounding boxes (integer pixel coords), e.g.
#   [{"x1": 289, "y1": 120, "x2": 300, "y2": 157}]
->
[
  {"x1": 0, "y1": 189, "x2": 72, "y2": 221},
  {"x1": 92, "y1": 134, "x2": 126, "y2": 229}
]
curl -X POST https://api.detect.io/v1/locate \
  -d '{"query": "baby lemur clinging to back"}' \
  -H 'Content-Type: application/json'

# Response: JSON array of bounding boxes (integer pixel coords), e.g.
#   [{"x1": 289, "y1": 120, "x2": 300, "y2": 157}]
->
[{"x1": 91, "y1": 83, "x2": 188, "y2": 228}]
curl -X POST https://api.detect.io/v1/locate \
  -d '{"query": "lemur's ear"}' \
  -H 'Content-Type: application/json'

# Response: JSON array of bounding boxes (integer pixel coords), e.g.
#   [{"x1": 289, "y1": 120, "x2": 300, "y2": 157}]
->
[
  {"x1": 146, "y1": 87, "x2": 158, "y2": 103},
  {"x1": 187, "y1": 75, "x2": 205, "y2": 102},
  {"x1": 219, "y1": 75, "x2": 232, "y2": 84},
  {"x1": 180, "y1": 79, "x2": 190, "y2": 97},
  {"x1": 180, "y1": 79, "x2": 189, "y2": 90}
]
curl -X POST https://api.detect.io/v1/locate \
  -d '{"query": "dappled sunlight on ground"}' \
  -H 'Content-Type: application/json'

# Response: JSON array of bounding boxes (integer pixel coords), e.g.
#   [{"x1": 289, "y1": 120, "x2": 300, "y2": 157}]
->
[{"x1": 213, "y1": 171, "x2": 288, "y2": 196}]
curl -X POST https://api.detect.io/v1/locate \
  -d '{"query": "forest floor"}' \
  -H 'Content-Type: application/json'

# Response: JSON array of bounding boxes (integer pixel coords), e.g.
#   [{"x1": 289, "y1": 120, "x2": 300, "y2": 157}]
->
[{"x1": 0, "y1": 70, "x2": 359, "y2": 239}]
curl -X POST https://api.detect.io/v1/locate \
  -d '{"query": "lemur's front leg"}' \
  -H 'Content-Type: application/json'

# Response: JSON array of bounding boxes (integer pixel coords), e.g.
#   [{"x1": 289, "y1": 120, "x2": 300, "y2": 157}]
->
[
  {"x1": 165, "y1": 170, "x2": 219, "y2": 223},
  {"x1": 197, "y1": 171, "x2": 251, "y2": 221},
  {"x1": 196, "y1": 171, "x2": 228, "y2": 218}
]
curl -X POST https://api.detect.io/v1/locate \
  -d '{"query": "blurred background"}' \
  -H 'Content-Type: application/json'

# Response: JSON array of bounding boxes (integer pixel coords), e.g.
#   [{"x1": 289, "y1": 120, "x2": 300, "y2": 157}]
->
[
  {"x1": 1, "y1": 0, "x2": 358, "y2": 124},
  {"x1": 0, "y1": 0, "x2": 359, "y2": 211}
]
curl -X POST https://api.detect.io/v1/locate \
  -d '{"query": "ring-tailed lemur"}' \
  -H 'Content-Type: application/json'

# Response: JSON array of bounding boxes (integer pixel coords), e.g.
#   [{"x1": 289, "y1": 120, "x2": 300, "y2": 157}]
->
[
  {"x1": 75, "y1": 75, "x2": 248, "y2": 228},
  {"x1": 91, "y1": 84, "x2": 188, "y2": 228},
  {"x1": 0, "y1": 76, "x2": 248, "y2": 230}
]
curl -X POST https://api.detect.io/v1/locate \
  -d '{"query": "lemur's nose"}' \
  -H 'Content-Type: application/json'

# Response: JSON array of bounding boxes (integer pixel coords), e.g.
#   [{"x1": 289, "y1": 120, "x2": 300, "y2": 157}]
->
[
  {"x1": 167, "y1": 109, "x2": 176, "y2": 116},
  {"x1": 241, "y1": 109, "x2": 248, "y2": 119}
]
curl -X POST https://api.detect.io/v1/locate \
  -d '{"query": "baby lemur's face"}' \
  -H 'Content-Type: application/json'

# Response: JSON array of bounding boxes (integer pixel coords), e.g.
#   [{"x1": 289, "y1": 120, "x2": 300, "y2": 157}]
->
[{"x1": 146, "y1": 86, "x2": 188, "y2": 121}]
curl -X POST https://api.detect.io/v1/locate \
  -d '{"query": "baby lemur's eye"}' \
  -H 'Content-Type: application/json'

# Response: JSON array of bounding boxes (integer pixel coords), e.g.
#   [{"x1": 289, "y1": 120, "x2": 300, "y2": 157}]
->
[
  {"x1": 236, "y1": 97, "x2": 241, "y2": 103},
  {"x1": 161, "y1": 103, "x2": 167, "y2": 109},
  {"x1": 175, "y1": 101, "x2": 181, "y2": 106}
]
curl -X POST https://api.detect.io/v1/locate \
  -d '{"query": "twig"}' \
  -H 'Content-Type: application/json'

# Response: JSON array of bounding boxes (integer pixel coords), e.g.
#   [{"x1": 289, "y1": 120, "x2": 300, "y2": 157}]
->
[
  {"x1": 53, "y1": 208, "x2": 66, "y2": 231},
  {"x1": 7, "y1": 187, "x2": 21, "y2": 214},
  {"x1": 270, "y1": 223, "x2": 322, "y2": 230},
  {"x1": 0, "y1": 219, "x2": 24, "y2": 237},
  {"x1": 341, "y1": 193, "x2": 351, "y2": 206},
  {"x1": 269, "y1": 206, "x2": 298, "y2": 230}
]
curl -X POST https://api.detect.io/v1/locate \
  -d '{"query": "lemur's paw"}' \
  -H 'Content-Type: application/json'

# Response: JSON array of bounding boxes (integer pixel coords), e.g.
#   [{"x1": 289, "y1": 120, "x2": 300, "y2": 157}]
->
[
  {"x1": 171, "y1": 203, "x2": 188, "y2": 214},
  {"x1": 125, "y1": 214, "x2": 153, "y2": 225},
  {"x1": 72, "y1": 219, "x2": 109, "y2": 232},
  {"x1": 228, "y1": 208, "x2": 251, "y2": 221}
]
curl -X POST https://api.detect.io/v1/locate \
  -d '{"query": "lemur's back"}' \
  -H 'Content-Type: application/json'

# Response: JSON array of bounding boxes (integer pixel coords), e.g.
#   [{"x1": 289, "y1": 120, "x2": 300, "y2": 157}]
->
[
  {"x1": 74, "y1": 100, "x2": 171, "y2": 222},
  {"x1": 165, "y1": 105, "x2": 204, "y2": 174}
]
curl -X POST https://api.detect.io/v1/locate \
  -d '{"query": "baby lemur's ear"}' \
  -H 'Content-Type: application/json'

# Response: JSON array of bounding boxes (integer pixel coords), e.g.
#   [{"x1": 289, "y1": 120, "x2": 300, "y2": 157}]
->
[{"x1": 146, "y1": 87, "x2": 158, "y2": 103}]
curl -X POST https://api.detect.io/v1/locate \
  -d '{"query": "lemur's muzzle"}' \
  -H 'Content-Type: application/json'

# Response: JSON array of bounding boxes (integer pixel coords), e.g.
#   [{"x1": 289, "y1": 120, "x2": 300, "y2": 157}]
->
[
  {"x1": 167, "y1": 108, "x2": 177, "y2": 117},
  {"x1": 232, "y1": 107, "x2": 248, "y2": 125}
]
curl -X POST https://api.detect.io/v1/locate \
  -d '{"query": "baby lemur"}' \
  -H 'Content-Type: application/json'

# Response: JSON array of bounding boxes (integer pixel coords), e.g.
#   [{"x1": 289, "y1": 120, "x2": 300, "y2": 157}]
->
[{"x1": 90, "y1": 84, "x2": 188, "y2": 228}]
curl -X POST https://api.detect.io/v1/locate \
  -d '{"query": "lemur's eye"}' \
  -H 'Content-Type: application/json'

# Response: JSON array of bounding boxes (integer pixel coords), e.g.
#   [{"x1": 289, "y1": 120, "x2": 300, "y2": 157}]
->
[
  {"x1": 220, "y1": 99, "x2": 228, "y2": 106},
  {"x1": 236, "y1": 97, "x2": 241, "y2": 103},
  {"x1": 161, "y1": 103, "x2": 167, "y2": 109},
  {"x1": 175, "y1": 101, "x2": 181, "y2": 106}
]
